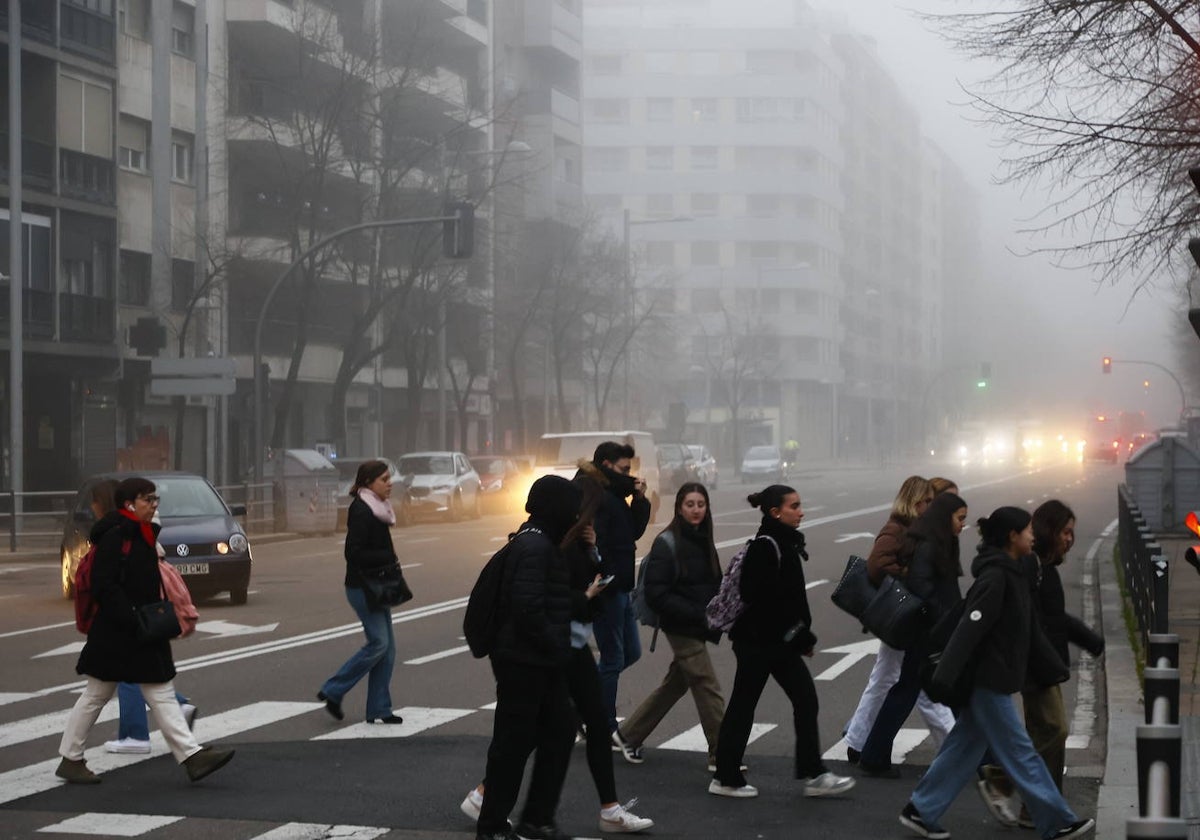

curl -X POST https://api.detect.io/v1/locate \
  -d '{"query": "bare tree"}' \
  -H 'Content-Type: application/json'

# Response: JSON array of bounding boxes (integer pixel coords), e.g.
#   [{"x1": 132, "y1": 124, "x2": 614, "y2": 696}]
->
[{"x1": 927, "y1": 2, "x2": 1200, "y2": 288}]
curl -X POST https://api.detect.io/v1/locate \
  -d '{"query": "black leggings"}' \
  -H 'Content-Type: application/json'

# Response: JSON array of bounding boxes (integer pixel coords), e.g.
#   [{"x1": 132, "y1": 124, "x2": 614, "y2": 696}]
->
[{"x1": 566, "y1": 644, "x2": 618, "y2": 804}]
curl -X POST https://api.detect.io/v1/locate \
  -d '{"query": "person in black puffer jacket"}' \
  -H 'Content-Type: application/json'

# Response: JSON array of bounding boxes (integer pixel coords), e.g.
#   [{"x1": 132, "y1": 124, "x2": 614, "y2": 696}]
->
[
  {"x1": 475, "y1": 475, "x2": 582, "y2": 840},
  {"x1": 900, "y1": 507, "x2": 1093, "y2": 840},
  {"x1": 618, "y1": 483, "x2": 726, "y2": 770},
  {"x1": 710, "y1": 484, "x2": 855, "y2": 801}
]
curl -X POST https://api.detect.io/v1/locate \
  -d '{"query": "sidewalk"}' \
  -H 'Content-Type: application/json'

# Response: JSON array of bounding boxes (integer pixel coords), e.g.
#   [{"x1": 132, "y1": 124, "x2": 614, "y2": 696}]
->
[{"x1": 1096, "y1": 534, "x2": 1200, "y2": 839}]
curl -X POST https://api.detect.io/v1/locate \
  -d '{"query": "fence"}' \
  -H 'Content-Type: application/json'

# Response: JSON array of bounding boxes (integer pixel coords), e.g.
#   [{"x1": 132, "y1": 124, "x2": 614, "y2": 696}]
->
[{"x1": 1117, "y1": 485, "x2": 1170, "y2": 650}]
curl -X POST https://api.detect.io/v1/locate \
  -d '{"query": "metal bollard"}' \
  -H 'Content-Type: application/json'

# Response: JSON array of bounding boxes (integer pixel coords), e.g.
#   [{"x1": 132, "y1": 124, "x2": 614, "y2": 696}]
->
[
  {"x1": 1135, "y1": 722, "x2": 1182, "y2": 819},
  {"x1": 1126, "y1": 813, "x2": 1189, "y2": 839},
  {"x1": 1142, "y1": 666, "x2": 1180, "y2": 725},
  {"x1": 1146, "y1": 634, "x2": 1179, "y2": 669}
]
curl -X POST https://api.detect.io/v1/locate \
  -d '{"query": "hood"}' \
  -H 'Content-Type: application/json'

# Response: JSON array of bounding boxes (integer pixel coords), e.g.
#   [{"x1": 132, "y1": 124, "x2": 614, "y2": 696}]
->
[
  {"x1": 158, "y1": 514, "x2": 245, "y2": 546},
  {"x1": 408, "y1": 474, "x2": 456, "y2": 489},
  {"x1": 573, "y1": 459, "x2": 609, "y2": 487},
  {"x1": 525, "y1": 475, "x2": 581, "y2": 544},
  {"x1": 89, "y1": 511, "x2": 124, "y2": 544},
  {"x1": 970, "y1": 545, "x2": 1024, "y2": 578}
]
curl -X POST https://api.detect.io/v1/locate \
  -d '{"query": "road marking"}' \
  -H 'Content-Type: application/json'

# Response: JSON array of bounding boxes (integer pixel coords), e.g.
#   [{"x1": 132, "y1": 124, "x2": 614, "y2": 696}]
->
[
  {"x1": 403, "y1": 645, "x2": 471, "y2": 665},
  {"x1": 658, "y1": 722, "x2": 775, "y2": 753},
  {"x1": 0, "y1": 703, "x2": 119, "y2": 749},
  {"x1": 0, "y1": 620, "x2": 76, "y2": 640},
  {"x1": 32, "y1": 642, "x2": 85, "y2": 659},
  {"x1": 400, "y1": 537, "x2": 440, "y2": 545},
  {"x1": 1066, "y1": 528, "x2": 1111, "y2": 751},
  {"x1": 834, "y1": 532, "x2": 875, "y2": 544},
  {"x1": 246, "y1": 825, "x2": 389, "y2": 840},
  {"x1": 194, "y1": 620, "x2": 280, "y2": 639},
  {"x1": 36, "y1": 813, "x2": 184, "y2": 836},
  {"x1": 312, "y1": 706, "x2": 475, "y2": 740},
  {"x1": 823, "y1": 728, "x2": 928, "y2": 764},
  {"x1": 0, "y1": 692, "x2": 38, "y2": 707},
  {"x1": 400, "y1": 563, "x2": 422, "y2": 570},
  {"x1": 815, "y1": 639, "x2": 881, "y2": 681}
]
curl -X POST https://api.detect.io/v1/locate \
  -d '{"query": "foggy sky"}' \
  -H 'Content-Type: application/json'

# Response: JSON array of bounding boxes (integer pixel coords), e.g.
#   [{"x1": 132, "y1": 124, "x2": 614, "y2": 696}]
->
[{"x1": 825, "y1": 0, "x2": 1185, "y2": 430}]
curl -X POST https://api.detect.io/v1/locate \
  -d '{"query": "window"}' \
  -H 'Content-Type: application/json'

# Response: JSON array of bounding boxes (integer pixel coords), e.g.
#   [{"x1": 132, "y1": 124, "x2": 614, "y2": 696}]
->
[
  {"x1": 689, "y1": 51, "x2": 721, "y2": 74},
  {"x1": 646, "y1": 194, "x2": 673, "y2": 217},
  {"x1": 171, "y1": 1, "x2": 194, "y2": 57},
  {"x1": 690, "y1": 98, "x2": 717, "y2": 123},
  {"x1": 691, "y1": 242, "x2": 718, "y2": 266},
  {"x1": 749, "y1": 242, "x2": 778, "y2": 263},
  {"x1": 171, "y1": 134, "x2": 193, "y2": 183},
  {"x1": 171, "y1": 258, "x2": 194, "y2": 310},
  {"x1": 58, "y1": 74, "x2": 113, "y2": 157},
  {"x1": 645, "y1": 147, "x2": 673, "y2": 171},
  {"x1": 69, "y1": 0, "x2": 114, "y2": 13},
  {"x1": 117, "y1": 116, "x2": 149, "y2": 172},
  {"x1": 691, "y1": 193, "x2": 719, "y2": 217},
  {"x1": 119, "y1": 249, "x2": 150, "y2": 305},
  {"x1": 589, "y1": 99, "x2": 627, "y2": 123},
  {"x1": 644, "y1": 52, "x2": 674, "y2": 73},
  {"x1": 587, "y1": 148, "x2": 628, "y2": 172},
  {"x1": 118, "y1": 0, "x2": 149, "y2": 38},
  {"x1": 0, "y1": 211, "x2": 53, "y2": 292},
  {"x1": 745, "y1": 51, "x2": 792, "y2": 73},
  {"x1": 690, "y1": 146, "x2": 717, "y2": 170},
  {"x1": 747, "y1": 194, "x2": 778, "y2": 217},
  {"x1": 646, "y1": 98, "x2": 673, "y2": 122},
  {"x1": 590, "y1": 54, "x2": 622, "y2": 75},
  {"x1": 644, "y1": 242, "x2": 674, "y2": 266},
  {"x1": 690, "y1": 289, "x2": 721, "y2": 312}
]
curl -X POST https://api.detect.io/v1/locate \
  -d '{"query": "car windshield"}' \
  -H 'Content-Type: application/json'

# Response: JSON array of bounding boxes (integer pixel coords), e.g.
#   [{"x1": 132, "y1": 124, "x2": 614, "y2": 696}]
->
[
  {"x1": 687, "y1": 446, "x2": 705, "y2": 459},
  {"x1": 745, "y1": 446, "x2": 779, "y2": 460},
  {"x1": 398, "y1": 455, "x2": 454, "y2": 476},
  {"x1": 472, "y1": 458, "x2": 505, "y2": 474},
  {"x1": 153, "y1": 477, "x2": 229, "y2": 518}
]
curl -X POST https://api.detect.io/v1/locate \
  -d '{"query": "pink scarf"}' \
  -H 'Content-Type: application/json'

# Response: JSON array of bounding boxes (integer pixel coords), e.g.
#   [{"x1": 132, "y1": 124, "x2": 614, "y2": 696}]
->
[{"x1": 357, "y1": 488, "x2": 396, "y2": 526}]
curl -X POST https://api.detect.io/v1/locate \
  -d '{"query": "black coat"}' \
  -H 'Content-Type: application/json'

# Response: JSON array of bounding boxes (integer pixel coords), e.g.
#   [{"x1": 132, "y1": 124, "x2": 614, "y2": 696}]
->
[
  {"x1": 76, "y1": 513, "x2": 177, "y2": 684},
  {"x1": 729, "y1": 516, "x2": 816, "y2": 653},
  {"x1": 1031, "y1": 557, "x2": 1104, "y2": 666},
  {"x1": 492, "y1": 521, "x2": 572, "y2": 667},
  {"x1": 574, "y1": 462, "x2": 651, "y2": 592},
  {"x1": 566, "y1": 539, "x2": 604, "y2": 625},
  {"x1": 933, "y1": 546, "x2": 1067, "y2": 696},
  {"x1": 342, "y1": 496, "x2": 398, "y2": 589},
  {"x1": 905, "y1": 539, "x2": 963, "y2": 625},
  {"x1": 644, "y1": 523, "x2": 721, "y2": 642}
]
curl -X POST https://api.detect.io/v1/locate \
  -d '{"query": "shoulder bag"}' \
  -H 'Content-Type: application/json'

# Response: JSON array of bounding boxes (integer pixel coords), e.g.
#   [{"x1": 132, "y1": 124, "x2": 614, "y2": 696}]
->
[
  {"x1": 830, "y1": 554, "x2": 875, "y2": 620},
  {"x1": 860, "y1": 574, "x2": 929, "y2": 650},
  {"x1": 359, "y1": 561, "x2": 413, "y2": 611}
]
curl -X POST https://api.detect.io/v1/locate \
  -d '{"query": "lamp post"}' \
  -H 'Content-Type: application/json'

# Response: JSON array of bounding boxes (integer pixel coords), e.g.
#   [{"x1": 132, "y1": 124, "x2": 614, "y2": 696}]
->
[{"x1": 7, "y1": 0, "x2": 23, "y2": 503}]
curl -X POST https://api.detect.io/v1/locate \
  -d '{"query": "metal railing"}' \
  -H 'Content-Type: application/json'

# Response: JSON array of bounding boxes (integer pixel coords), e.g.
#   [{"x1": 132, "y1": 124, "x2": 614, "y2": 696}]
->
[
  {"x1": 1117, "y1": 485, "x2": 1170, "y2": 649},
  {"x1": 1127, "y1": 634, "x2": 1186, "y2": 838},
  {"x1": 212, "y1": 482, "x2": 278, "y2": 536}
]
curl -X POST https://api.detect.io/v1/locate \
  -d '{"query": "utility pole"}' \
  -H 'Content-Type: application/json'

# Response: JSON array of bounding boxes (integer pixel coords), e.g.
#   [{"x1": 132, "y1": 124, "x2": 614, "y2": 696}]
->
[{"x1": 8, "y1": 0, "x2": 24, "y2": 501}]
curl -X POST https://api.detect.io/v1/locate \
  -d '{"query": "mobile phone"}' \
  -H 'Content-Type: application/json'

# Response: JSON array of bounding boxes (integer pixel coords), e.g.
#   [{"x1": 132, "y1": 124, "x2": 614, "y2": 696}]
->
[{"x1": 598, "y1": 574, "x2": 616, "y2": 587}]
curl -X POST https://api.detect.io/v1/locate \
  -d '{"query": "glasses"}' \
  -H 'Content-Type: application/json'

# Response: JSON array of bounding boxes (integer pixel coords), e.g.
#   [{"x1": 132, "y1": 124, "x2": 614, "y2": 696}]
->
[{"x1": 138, "y1": 495, "x2": 160, "y2": 504}]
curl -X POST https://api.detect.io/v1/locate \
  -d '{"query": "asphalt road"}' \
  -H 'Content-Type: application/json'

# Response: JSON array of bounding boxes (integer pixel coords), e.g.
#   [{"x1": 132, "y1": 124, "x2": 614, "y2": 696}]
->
[{"x1": 0, "y1": 457, "x2": 1119, "y2": 839}]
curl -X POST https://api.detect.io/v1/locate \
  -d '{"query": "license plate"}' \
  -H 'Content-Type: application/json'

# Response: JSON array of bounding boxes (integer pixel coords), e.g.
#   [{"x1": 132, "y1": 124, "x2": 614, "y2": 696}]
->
[{"x1": 176, "y1": 563, "x2": 209, "y2": 575}]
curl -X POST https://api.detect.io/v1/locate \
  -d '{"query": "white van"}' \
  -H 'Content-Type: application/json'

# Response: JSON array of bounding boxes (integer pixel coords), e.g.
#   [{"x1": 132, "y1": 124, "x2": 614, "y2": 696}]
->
[{"x1": 534, "y1": 431, "x2": 661, "y2": 521}]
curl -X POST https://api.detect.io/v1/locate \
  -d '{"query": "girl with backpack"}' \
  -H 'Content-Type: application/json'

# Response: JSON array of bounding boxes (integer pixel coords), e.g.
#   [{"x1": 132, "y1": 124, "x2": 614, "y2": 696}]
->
[
  {"x1": 709, "y1": 485, "x2": 855, "y2": 800},
  {"x1": 616, "y1": 483, "x2": 726, "y2": 771}
]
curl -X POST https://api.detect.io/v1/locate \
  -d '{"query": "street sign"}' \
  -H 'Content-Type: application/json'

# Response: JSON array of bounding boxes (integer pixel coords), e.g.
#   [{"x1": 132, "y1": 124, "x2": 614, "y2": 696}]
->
[
  {"x1": 150, "y1": 377, "x2": 237, "y2": 396},
  {"x1": 150, "y1": 358, "x2": 236, "y2": 377},
  {"x1": 150, "y1": 356, "x2": 236, "y2": 396}
]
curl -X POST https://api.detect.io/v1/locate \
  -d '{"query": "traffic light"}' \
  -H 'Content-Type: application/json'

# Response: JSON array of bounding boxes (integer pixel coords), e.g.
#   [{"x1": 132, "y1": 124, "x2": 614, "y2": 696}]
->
[
  {"x1": 442, "y1": 201, "x2": 474, "y2": 259},
  {"x1": 1102, "y1": 356, "x2": 1112, "y2": 374},
  {"x1": 1143, "y1": 379, "x2": 1151, "y2": 389},
  {"x1": 976, "y1": 362, "x2": 990, "y2": 389},
  {"x1": 1185, "y1": 511, "x2": 1200, "y2": 574}
]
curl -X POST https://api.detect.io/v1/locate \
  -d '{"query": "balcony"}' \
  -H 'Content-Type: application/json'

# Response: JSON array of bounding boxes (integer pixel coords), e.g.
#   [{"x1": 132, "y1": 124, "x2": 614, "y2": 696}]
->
[
  {"x1": 0, "y1": 0, "x2": 56, "y2": 45},
  {"x1": 0, "y1": 133, "x2": 55, "y2": 193},
  {"x1": 0, "y1": 286, "x2": 54, "y2": 340},
  {"x1": 524, "y1": 0, "x2": 582, "y2": 63},
  {"x1": 59, "y1": 1, "x2": 116, "y2": 63},
  {"x1": 60, "y1": 149, "x2": 115, "y2": 205},
  {"x1": 59, "y1": 293, "x2": 114, "y2": 343}
]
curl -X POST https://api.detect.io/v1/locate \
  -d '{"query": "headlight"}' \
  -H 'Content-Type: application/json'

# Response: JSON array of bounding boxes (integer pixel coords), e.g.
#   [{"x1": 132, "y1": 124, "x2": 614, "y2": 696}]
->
[{"x1": 228, "y1": 533, "x2": 249, "y2": 553}]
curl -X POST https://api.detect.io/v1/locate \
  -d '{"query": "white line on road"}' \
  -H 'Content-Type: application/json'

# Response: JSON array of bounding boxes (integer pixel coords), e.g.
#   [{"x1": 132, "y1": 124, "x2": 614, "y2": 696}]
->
[
  {"x1": 312, "y1": 706, "x2": 475, "y2": 740},
  {"x1": 245, "y1": 823, "x2": 389, "y2": 840},
  {"x1": 0, "y1": 620, "x2": 76, "y2": 640},
  {"x1": 403, "y1": 645, "x2": 471, "y2": 665},
  {"x1": 658, "y1": 722, "x2": 775, "y2": 753}
]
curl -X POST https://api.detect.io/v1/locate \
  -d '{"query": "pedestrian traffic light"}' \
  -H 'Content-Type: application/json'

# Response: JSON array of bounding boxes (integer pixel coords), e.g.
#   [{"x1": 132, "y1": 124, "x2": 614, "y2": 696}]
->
[
  {"x1": 1185, "y1": 511, "x2": 1200, "y2": 575},
  {"x1": 442, "y1": 201, "x2": 474, "y2": 259},
  {"x1": 976, "y1": 362, "x2": 990, "y2": 389},
  {"x1": 1102, "y1": 356, "x2": 1112, "y2": 374}
]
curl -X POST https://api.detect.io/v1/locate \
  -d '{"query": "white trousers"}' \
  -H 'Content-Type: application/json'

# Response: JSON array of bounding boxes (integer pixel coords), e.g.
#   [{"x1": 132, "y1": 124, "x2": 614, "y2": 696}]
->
[
  {"x1": 844, "y1": 643, "x2": 956, "y2": 752},
  {"x1": 59, "y1": 676, "x2": 201, "y2": 763}
]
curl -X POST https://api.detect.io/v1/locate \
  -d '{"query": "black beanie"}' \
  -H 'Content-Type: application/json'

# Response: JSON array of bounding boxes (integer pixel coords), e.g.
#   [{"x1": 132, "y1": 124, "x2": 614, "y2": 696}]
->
[{"x1": 525, "y1": 475, "x2": 582, "y2": 535}]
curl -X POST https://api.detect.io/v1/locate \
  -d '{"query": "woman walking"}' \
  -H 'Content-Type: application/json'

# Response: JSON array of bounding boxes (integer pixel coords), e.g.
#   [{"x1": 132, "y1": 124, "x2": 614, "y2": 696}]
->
[
  {"x1": 857, "y1": 492, "x2": 968, "y2": 776},
  {"x1": 899, "y1": 507, "x2": 1093, "y2": 840},
  {"x1": 617, "y1": 483, "x2": 726, "y2": 771},
  {"x1": 709, "y1": 485, "x2": 854, "y2": 799},
  {"x1": 318, "y1": 459, "x2": 406, "y2": 724},
  {"x1": 56, "y1": 477, "x2": 233, "y2": 784}
]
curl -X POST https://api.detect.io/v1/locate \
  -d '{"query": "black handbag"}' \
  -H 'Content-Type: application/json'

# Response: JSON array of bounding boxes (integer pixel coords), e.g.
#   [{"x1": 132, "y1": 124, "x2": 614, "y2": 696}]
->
[
  {"x1": 860, "y1": 574, "x2": 929, "y2": 650},
  {"x1": 359, "y1": 562, "x2": 413, "y2": 611},
  {"x1": 135, "y1": 599, "x2": 182, "y2": 643},
  {"x1": 830, "y1": 555, "x2": 875, "y2": 620}
]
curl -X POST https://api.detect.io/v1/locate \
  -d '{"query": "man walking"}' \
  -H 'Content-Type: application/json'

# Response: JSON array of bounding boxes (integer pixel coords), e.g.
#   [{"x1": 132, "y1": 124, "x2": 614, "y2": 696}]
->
[
  {"x1": 575, "y1": 441, "x2": 652, "y2": 743},
  {"x1": 475, "y1": 475, "x2": 581, "y2": 840}
]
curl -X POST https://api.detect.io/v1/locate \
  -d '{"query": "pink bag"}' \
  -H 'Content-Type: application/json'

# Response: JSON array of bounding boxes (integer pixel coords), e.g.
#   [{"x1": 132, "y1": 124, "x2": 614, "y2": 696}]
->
[{"x1": 158, "y1": 560, "x2": 199, "y2": 638}]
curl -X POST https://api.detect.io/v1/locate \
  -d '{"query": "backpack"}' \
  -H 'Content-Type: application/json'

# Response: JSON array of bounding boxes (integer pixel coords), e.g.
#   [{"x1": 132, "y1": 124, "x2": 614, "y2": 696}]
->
[
  {"x1": 632, "y1": 531, "x2": 677, "y2": 652},
  {"x1": 463, "y1": 528, "x2": 542, "y2": 658},
  {"x1": 705, "y1": 535, "x2": 780, "y2": 633},
  {"x1": 158, "y1": 560, "x2": 199, "y2": 638},
  {"x1": 74, "y1": 539, "x2": 131, "y2": 634}
]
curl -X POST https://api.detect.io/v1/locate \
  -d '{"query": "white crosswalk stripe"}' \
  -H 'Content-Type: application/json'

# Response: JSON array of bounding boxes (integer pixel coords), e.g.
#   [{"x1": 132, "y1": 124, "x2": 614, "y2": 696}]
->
[
  {"x1": 35, "y1": 812, "x2": 183, "y2": 836},
  {"x1": 0, "y1": 703, "x2": 119, "y2": 749},
  {"x1": 245, "y1": 823, "x2": 390, "y2": 840},
  {"x1": 822, "y1": 728, "x2": 930, "y2": 764},
  {"x1": 312, "y1": 706, "x2": 475, "y2": 740},
  {"x1": 656, "y1": 722, "x2": 775, "y2": 753}
]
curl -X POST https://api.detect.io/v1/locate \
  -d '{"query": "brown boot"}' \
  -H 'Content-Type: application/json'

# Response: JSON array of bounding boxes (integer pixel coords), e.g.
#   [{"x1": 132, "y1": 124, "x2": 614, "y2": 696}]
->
[
  {"x1": 55, "y1": 757, "x2": 101, "y2": 784},
  {"x1": 183, "y1": 746, "x2": 235, "y2": 782}
]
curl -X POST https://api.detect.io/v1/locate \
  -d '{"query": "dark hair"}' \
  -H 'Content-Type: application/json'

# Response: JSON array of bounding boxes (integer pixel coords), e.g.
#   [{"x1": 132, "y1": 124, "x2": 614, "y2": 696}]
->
[
  {"x1": 351, "y1": 460, "x2": 390, "y2": 496},
  {"x1": 977, "y1": 506, "x2": 1033, "y2": 550},
  {"x1": 667, "y1": 482, "x2": 720, "y2": 578},
  {"x1": 90, "y1": 479, "x2": 119, "y2": 516},
  {"x1": 904, "y1": 492, "x2": 967, "y2": 577},
  {"x1": 747, "y1": 484, "x2": 796, "y2": 516},
  {"x1": 114, "y1": 477, "x2": 156, "y2": 509},
  {"x1": 561, "y1": 476, "x2": 607, "y2": 548},
  {"x1": 593, "y1": 440, "x2": 635, "y2": 465},
  {"x1": 1032, "y1": 499, "x2": 1075, "y2": 566},
  {"x1": 929, "y1": 477, "x2": 958, "y2": 496}
]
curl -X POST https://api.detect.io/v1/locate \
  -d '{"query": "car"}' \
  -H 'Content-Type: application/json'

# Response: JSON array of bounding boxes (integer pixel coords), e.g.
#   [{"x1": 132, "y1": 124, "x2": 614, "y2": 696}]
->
[
  {"x1": 740, "y1": 445, "x2": 786, "y2": 482},
  {"x1": 657, "y1": 443, "x2": 698, "y2": 496},
  {"x1": 686, "y1": 444, "x2": 718, "y2": 488},
  {"x1": 330, "y1": 456, "x2": 411, "y2": 528},
  {"x1": 533, "y1": 431, "x2": 662, "y2": 521},
  {"x1": 60, "y1": 471, "x2": 253, "y2": 605},
  {"x1": 470, "y1": 455, "x2": 525, "y2": 513},
  {"x1": 396, "y1": 451, "x2": 482, "y2": 522}
]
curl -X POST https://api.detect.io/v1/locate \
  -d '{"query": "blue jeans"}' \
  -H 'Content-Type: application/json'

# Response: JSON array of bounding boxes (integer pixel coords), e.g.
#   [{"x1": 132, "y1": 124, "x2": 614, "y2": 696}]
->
[
  {"x1": 116, "y1": 682, "x2": 187, "y2": 741},
  {"x1": 911, "y1": 687, "x2": 1078, "y2": 839},
  {"x1": 593, "y1": 590, "x2": 641, "y2": 732},
  {"x1": 319, "y1": 586, "x2": 396, "y2": 720}
]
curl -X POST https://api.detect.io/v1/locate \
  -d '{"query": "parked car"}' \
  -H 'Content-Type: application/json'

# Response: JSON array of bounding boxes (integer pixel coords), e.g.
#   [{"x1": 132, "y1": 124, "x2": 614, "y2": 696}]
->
[
  {"x1": 396, "y1": 451, "x2": 482, "y2": 522},
  {"x1": 330, "y1": 456, "x2": 411, "y2": 528},
  {"x1": 657, "y1": 443, "x2": 698, "y2": 496},
  {"x1": 533, "y1": 431, "x2": 662, "y2": 521},
  {"x1": 740, "y1": 445, "x2": 786, "y2": 483},
  {"x1": 470, "y1": 455, "x2": 524, "y2": 513},
  {"x1": 686, "y1": 444, "x2": 718, "y2": 488},
  {"x1": 60, "y1": 471, "x2": 253, "y2": 605}
]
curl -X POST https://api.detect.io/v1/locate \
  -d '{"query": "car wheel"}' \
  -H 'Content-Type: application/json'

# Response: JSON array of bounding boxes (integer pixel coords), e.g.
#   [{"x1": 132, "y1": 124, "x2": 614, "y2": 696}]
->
[
  {"x1": 61, "y1": 547, "x2": 74, "y2": 600},
  {"x1": 449, "y1": 493, "x2": 463, "y2": 523},
  {"x1": 229, "y1": 587, "x2": 248, "y2": 606}
]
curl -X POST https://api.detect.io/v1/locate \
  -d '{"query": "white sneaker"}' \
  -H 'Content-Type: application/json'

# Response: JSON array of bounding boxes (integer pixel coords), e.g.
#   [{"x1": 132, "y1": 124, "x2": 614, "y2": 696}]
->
[
  {"x1": 460, "y1": 787, "x2": 483, "y2": 821},
  {"x1": 707, "y1": 760, "x2": 748, "y2": 773},
  {"x1": 804, "y1": 771, "x2": 855, "y2": 797},
  {"x1": 708, "y1": 779, "x2": 758, "y2": 798},
  {"x1": 611, "y1": 729, "x2": 644, "y2": 765},
  {"x1": 104, "y1": 737, "x2": 151, "y2": 754},
  {"x1": 599, "y1": 798, "x2": 654, "y2": 833}
]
